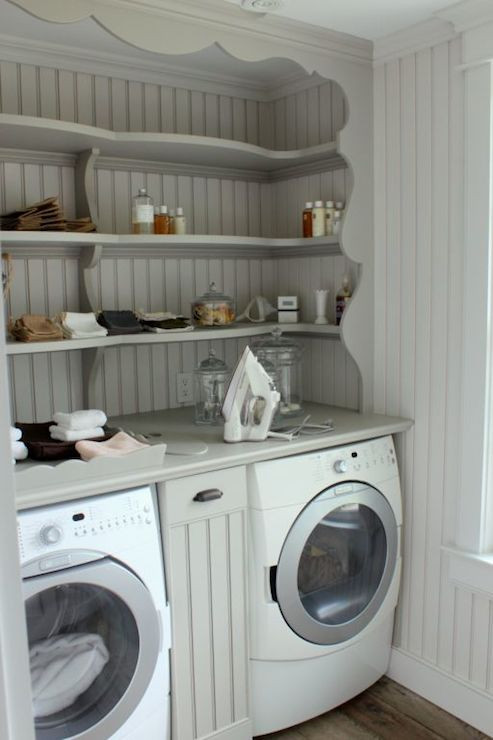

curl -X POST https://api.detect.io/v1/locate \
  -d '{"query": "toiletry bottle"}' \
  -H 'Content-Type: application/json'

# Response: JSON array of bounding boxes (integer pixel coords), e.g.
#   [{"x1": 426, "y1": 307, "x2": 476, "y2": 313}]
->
[
  {"x1": 154, "y1": 205, "x2": 171, "y2": 234},
  {"x1": 336, "y1": 274, "x2": 352, "y2": 325},
  {"x1": 312, "y1": 200, "x2": 325, "y2": 237},
  {"x1": 174, "y1": 207, "x2": 186, "y2": 235},
  {"x1": 303, "y1": 202, "x2": 313, "y2": 238},
  {"x1": 169, "y1": 209, "x2": 176, "y2": 234},
  {"x1": 325, "y1": 200, "x2": 335, "y2": 236},
  {"x1": 333, "y1": 209, "x2": 342, "y2": 236},
  {"x1": 132, "y1": 187, "x2": 154, "y2": 234},
  {"x1": 335, "y1": 200, "x2": 345, "y2": 212}
]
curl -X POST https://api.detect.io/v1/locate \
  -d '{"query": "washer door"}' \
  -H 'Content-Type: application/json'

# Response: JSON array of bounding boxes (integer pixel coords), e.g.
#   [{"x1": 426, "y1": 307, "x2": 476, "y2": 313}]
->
[
  {"x1": 275, "y1": 482, "x2": 398, "y2": 645},
  {"x1": 23, "y1": 556, "x2": 161, "y2": 740}
]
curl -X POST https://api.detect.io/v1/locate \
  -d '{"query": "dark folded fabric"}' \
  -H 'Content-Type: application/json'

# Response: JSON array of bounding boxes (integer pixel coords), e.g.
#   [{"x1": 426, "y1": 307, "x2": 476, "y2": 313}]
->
[
  {"x1": 16, "y1": 422, "x2": 114, "y2": 461},
  {"x1": 142, "y1": 317, "x2": 190, "y2": 330},
  {"x1": 97, "y1": 310, "x2": 143, "y2": 335}
]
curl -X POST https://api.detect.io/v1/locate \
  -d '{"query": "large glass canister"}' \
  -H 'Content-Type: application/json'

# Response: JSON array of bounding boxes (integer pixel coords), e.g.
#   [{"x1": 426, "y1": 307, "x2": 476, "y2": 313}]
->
[
  {"x1": 194, "y1": 350, "x2": 231, "y2": 425},
  {"x1": 251, "y1": 328, "x2": 304, "y2": 421},
  {"x1": 191, "y1": 282, "x2": 236, "y2": 327}
]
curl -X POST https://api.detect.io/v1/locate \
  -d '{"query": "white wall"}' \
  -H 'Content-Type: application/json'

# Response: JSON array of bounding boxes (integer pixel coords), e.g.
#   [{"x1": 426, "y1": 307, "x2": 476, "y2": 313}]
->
[{"x1": 374, "y1": 33, "x2": 493, "y2": 734}]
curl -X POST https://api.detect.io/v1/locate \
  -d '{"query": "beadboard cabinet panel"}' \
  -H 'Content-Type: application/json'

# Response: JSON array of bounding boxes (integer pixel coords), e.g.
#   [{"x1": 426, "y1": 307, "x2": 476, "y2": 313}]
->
[
  {"x1": 374, "y1": 36, "x2": 493, "y2": 717},
  {"x1": 0, "y1": 60, "x2": 345, "y2": 150}
]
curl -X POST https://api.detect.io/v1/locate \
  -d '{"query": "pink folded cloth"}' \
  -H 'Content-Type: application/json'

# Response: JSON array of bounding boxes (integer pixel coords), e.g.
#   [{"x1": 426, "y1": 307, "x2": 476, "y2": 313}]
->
[{"x1": 75, "y1": 432, "x2": 149, "y2": 461}]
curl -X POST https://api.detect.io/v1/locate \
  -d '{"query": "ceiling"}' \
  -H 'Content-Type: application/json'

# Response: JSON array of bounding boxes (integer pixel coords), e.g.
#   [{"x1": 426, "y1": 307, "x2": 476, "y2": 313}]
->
[{"x1": 223, "y1": 0, "x2": 460, "y2": 40}]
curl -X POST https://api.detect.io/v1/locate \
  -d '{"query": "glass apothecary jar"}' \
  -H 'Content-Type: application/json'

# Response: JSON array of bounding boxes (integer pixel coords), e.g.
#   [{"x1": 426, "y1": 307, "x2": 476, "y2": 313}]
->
[
  {"x1": 194, "y1": 350, "x2": 231, "y2": 425},
  {"x1": 251, "y1": 328, "x2": 304, "y2": 422},
  {"x1": 191, "y1": 282, "x2": 235, "y2": 327}
]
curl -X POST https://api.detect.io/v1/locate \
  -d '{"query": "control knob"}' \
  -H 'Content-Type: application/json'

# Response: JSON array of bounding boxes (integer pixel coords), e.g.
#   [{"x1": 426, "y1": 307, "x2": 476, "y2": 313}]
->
[
  {"x1": 333, "y1": 459, "x2": 348, "y2": 474},
  {"x1": 40, "y1": 525, "x2": 63, "y2": 546}
]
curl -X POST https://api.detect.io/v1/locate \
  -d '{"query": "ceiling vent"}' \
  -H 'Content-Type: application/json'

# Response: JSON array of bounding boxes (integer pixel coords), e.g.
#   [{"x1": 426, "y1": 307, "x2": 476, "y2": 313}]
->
[{"x1": 240, "y1": 0, "x2": 285, "y2": 13}]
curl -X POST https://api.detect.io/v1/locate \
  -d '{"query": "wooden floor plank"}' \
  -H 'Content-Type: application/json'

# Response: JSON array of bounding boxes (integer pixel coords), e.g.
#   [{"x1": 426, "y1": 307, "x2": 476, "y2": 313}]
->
[
  {"x1": 370, "y1": 677, "x2": 490, "y2": 740},
  {"x1": 258, "y1": 677, "x2": 487, "y2": 740}
]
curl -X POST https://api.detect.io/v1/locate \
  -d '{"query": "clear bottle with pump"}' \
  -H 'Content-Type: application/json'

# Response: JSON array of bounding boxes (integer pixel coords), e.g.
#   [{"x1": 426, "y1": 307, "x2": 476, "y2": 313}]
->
[
  {"x1": 336, "y1": 274, "x2": 352, "y2": 325},
  {"x1": 303, "y1": 202, "x2": 313, "y2": 238},
  {"x1": 174, "y1": 207, "x2": 186, "y2": 235},
  {"x1": 333, "y1": 209, "x2": 343, "y2": 236},
  {"x1": 132, "y1": 187, "x2": 154, "y2": 234},
  {"x1": 325, "y1": 200, "x2": 335, "y2": 236},
  {"x1": 312, "y1": 200, "x2": 325, "y2": 237}
]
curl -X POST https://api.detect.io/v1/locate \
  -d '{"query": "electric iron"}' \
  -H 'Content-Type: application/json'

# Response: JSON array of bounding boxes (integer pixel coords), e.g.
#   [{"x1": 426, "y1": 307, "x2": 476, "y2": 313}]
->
[{"x1": 222, "y1": 346, "x2": 280, "y2": 442}]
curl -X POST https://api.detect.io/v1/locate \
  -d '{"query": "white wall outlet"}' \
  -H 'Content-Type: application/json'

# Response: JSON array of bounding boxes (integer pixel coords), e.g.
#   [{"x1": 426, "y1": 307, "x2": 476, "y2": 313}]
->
[{"x1": 177, "y1": 372, "x2": 194, "y2": 404}]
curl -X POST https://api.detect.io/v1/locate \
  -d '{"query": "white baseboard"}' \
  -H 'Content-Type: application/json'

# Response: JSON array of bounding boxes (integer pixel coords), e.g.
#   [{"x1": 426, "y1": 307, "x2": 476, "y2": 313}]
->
[{"x1": 388, "y1": 648, "x2": 493, "y2": 736}]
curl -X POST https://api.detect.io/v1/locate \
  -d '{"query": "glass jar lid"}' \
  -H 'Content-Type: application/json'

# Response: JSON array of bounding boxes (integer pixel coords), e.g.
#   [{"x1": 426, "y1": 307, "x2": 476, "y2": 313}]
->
[
  {"x1": 194, "y1": 282, "x2": 233, "y2": 305},
  {"x1": 196, "y1": 349, "x2": 230, "y2": 375},
  {"x1": 251, "y1": 327, "x2": 303, "y2": 363}
]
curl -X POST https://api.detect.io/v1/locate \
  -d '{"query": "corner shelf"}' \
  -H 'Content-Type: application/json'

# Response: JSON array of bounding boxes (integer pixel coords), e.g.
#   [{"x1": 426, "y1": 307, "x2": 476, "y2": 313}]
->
[
  {"x1": 0, "y1": 231, "x2": 341, "y2": 259},
  {"x1": 5, "y1": 323, "x2": 340, "y2": 356},
  {"x1": 0, "y1": 114, "x2": 343, "y2": 174}
]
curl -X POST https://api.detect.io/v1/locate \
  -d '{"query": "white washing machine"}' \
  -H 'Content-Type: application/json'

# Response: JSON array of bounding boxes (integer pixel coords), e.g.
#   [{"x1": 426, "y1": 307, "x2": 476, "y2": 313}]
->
[
  {"x1": 17, "y1": 486, "x2": 171, "y2": 740},
  {"x1": 248, "y1": 435, "x2": 402, "y2": 735}
]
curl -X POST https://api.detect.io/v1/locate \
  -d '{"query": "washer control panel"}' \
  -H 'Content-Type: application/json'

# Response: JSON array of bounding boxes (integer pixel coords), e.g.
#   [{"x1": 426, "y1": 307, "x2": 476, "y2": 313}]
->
[
  {"x1": 17, "y1": 486, "x2": 156, "y2": 562},
  {"x1": 312, "y1": 435, "x2": 397, "y2": 487}
]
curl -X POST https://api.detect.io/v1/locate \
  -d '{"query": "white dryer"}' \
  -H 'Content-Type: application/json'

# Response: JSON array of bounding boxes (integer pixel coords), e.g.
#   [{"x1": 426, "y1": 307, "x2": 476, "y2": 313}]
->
[
  {"x1": 17, "y1": 486, "x2": 171, "y2": 740},
  {"x1": 248, "y1": 435, "x2": 401, "y2": 735}
]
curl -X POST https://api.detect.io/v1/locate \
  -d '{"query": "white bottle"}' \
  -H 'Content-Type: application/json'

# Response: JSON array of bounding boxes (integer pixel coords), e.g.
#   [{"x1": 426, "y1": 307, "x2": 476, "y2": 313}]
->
[
  {"x1": 312, "y1": 200, "x2": 325, "y2": 237},
  {"x1": 325, "y1": 200, "x2": 335, "y2": 236},
  {"x1": 333, "y1": 210, "x2": 342, "y2": 236},
  {"x1": 335, "y1": 201, "x2": 345, "y2": 213},
  {"x1": 132, "y1": 187, "x2": 154, "y2": 234},
  {"x1": 174, "y1": 206, "x2": 186, "y2": 235}
]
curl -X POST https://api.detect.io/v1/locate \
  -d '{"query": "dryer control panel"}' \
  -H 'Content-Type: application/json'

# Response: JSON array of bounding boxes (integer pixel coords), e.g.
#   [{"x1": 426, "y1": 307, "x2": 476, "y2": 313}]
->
[
  {"x1": 17, "y1": 486, "x2": 157, "y2": 563},
  {"x1": 312, "y1": 436, "x2": 397, "y2": 487}
]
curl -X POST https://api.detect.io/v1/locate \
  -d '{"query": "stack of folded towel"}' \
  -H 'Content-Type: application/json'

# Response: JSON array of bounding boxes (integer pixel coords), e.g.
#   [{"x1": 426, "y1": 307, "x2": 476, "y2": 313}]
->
[
  {"x1": 11, "y1": 426, "x2": 28, "y2": 464},
  {"x1": 49, "y1": 410, "x2": 107, "y2": 442},
  {"x1": 10, "y1": 315, "x2": 63, "y2": 343},
  {"x1": 97, "y1": 310, "x2": 143, "y2": 335},
  {"x1": 58, "y1": 312, "x2": 108, "y2": 340},
  {"x1": 137, "y1": 310, "x2": 193, "y2": 333}
]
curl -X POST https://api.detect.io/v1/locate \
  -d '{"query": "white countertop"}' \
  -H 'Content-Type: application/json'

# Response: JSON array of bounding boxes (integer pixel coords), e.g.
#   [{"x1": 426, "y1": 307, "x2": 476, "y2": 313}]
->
[{"x1": 15, "y1": 403, "x2": 412, "y2": 509}]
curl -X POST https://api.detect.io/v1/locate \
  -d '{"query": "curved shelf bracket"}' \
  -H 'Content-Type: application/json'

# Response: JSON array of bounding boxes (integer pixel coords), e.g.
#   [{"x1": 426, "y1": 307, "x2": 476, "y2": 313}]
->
[
  {"x1": 79, "y1": 243, "x2": 102, "y2": 313},
  {"x1": 75, "y1": 148, "x2": 99, "y2": 227},
  {"x1": 82, "y1": 346, "x2": 105, "y2": 409}
]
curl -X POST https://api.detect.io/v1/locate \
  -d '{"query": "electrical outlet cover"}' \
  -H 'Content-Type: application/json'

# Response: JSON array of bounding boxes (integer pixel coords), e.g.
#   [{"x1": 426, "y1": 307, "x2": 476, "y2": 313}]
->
[{"x1": 177, "y1": 372, "x2": 194, "y2": 403}]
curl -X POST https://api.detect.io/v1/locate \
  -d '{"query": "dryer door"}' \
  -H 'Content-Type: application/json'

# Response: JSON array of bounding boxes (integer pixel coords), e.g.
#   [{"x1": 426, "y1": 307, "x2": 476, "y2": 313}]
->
[
  {"x1": 23, "y1": 556, "x2": 161, "y2": 740},
  {"x1": 275, "y1": 482, "x2": 398, "y2": 645}
]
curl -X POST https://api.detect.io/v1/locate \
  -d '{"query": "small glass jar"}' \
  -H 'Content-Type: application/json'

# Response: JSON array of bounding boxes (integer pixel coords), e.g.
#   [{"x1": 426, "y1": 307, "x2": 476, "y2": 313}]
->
[
  {"x1": 194, "y1": 350, "x2": 230, "y2": 425},
  {"x1": 191, "y1": 282, "x2": 236, "y2": 327},
  {"x1": 251, "y1": 328, "x2": 304, "y2": 422}
]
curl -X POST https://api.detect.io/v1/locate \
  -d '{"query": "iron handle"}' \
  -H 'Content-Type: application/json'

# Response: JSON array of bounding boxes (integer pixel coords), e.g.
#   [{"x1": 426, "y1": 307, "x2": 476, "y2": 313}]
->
[{"x1": 193, "y1": 488, "x2": 224, "y2": 503}]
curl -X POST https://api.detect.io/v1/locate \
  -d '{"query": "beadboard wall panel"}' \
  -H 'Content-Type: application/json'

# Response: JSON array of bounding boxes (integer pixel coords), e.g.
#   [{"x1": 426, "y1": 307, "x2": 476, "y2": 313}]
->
[
  {"x1": 0, "y1": 59, "x2": 345, "y2": 149},
  {"x1": 374, "y1": 37, "x2": 493, "y2": 705}
]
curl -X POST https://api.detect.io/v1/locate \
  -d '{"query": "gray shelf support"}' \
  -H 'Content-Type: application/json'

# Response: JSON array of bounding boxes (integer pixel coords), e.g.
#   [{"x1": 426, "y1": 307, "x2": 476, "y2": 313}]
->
[
  {"x1": 79, "y1": 243, "x2": 103, "y2": 313},
  {"x1": 75, "y1": 147, "x2": 99, "y2": 226}
]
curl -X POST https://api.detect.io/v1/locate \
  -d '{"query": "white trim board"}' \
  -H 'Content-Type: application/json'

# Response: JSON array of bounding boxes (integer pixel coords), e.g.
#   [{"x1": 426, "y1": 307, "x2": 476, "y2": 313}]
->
[
  {"x1": 387, "y1": 648, "x2": 493, "y2": 736},
  {"x1": 373, "y1": 17, "x2": 457, "y2": 65}
]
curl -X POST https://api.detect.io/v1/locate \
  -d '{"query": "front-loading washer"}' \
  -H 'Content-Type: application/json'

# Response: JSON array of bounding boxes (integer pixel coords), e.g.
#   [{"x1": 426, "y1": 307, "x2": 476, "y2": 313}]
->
[
  {"x1": 17, "y1": 485, "x2": 171, "y2": 740},
  {"x1": 248, "y1": 435, "x2": 402, "y2": 735}
]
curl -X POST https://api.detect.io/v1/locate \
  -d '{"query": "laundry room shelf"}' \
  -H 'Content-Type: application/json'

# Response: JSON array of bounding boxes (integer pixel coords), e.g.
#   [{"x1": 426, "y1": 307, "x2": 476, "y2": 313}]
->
[
  {"x1": 15, "y1": 442, "x2": 167, "y2": 505},
  {"x1": 0, "y1": 231, "x2": 341, "y2": 258},
  {"x1": 0, "y1": 113, "x2": 343, "y2": 174},
  {"x1": 5, "y1": 323, "x2": 341, "y2": 355}
]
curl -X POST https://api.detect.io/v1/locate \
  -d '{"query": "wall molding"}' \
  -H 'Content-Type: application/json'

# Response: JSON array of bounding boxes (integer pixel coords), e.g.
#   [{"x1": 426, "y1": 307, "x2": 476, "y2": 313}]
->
[
  {"x1": 444, "y1": 546, "x2": 493, "y2": 598},
  {"x1": 388, "y1": 648, "x2": 493, "y2": 736},
  {"x1": 373, "y1": 17, "x2": 456, "y2": 65},
  {"x1": 436, "y1": 0, "x2": 493, "y2": 32}
]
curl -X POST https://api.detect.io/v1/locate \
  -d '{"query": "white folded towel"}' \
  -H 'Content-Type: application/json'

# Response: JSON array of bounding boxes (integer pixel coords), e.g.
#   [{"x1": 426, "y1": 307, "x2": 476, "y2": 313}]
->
[
  {"x1": 30, "y1": 633, "x2": 109, "y2": 718},
  {"x1": 12, "y1": 440, "x2": 28, "y2": 460},
  {"x1": 59, "y1": 312, "x2": 108, "y2": 339},
  {"x1": 53, "y1": 410, "x2": 107, "y2": 431},
  {"x1": 49, "y1": 426, "x2": 105, "y2": 442},
  {"x1": 10, "y1": 426, "x2": 22, "y2": 443}
]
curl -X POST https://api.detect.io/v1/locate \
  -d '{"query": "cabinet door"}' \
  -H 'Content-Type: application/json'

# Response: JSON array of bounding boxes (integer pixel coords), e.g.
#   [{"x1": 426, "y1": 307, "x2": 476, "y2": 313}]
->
[{"x1": 159, "y1": 468, "x2": 251, "y2": 740}]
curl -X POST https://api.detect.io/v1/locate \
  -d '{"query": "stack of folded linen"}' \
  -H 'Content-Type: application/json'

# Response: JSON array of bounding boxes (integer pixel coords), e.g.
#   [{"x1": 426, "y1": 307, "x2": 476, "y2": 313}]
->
[
  {"x1": 11, "y1": 426, "x2": 28, "y2": 464},
  {"x1": 58, "y1": 312, "x2": 108, "y2": 340},
  {"x1": 97, "y1": 311, "x2": 143, "y2": 335},
  {"x1": 10, "y1": 315, "x2": 63, "y2": 343},
  {"x1": 49, "y1": 410, "x2": 107, "y2": 442},
  {"x1": 137, "y1": 310, "x2": 193, "y2": 333}
]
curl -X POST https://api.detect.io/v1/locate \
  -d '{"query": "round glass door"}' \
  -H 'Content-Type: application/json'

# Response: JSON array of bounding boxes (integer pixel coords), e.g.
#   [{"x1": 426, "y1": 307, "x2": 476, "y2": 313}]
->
[
  {"x1": 23, "y1": 557, "x2": 160, "y2": 740},
  {"x1": 275, "y1": 482, "x2": 398, "y2": 645}
]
